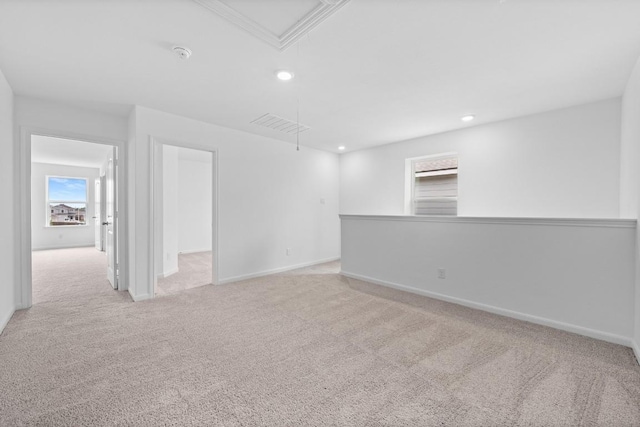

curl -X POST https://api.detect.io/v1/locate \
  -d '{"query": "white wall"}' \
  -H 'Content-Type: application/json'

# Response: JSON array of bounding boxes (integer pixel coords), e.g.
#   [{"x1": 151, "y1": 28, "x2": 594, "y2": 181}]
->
[
  {"x1": 620, "y1": 55, "x2": 640, "y2": 360},
  {"x1": 30, "y1": 163, "x2": 99, "y2": 250},
  {"x1": 14, "y1": 97, "x2": 128, "y2": 143},
  {"x1": 340, "y1": 99, "x2": 622, "y2": 218},
  {"x1": 178, "y1": 153, "x2": 212, "y2": 254},
  {"x1": 0, "y1": 67, "x2": 15, "y2": 334},
  {"x1": 341, "y1": 215, "x2": 636, "y2": 345},
  {"x1": 128, "y1": 106, "x2": 340, "y2": 300}
]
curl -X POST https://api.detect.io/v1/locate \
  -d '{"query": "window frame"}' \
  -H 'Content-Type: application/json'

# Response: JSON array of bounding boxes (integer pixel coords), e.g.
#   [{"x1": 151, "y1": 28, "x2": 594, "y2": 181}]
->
[
  {"x1": 45, "y1": 175, "x2": 89, "y2": 227},
  {"x1": 404, "y1": 152, "x2": 458, "y2": 216}
]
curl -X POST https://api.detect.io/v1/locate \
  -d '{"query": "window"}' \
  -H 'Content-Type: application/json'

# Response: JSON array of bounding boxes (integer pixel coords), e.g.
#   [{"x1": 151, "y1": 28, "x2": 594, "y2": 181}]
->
[
  {"x1": 411, "y1": 154, "x2": 458, "y2": 216},
  {"x1": 47, "y1": 176, "x2": 88, "y2": 226}
]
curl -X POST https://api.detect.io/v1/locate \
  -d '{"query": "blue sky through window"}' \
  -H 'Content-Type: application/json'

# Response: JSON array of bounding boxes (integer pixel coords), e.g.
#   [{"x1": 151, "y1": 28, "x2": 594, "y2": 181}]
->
[{"x1": 48, "y1": 177, "x2": 87, "y2": 202}]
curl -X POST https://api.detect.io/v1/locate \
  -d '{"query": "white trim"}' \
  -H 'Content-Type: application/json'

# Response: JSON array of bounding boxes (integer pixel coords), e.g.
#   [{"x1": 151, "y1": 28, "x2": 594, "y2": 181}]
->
[
  {"x1": 213, "y1": 150, "x2": 219, "y2": 286},
  {"x1": 0, "y1": 308, "x2": 15, "y2": 336},
  {"x1": 18, "y1": 127, "x2": 32, "y2": 309},
  {"x1": 32, "y1": 243, "x2": 95, "y2": 251},
  {"x1": 219, "y1": 257, "x2": 340, "y2": 285},
  {"x1": 405, "y1": 152, "x2": 459, "y2": 163},
  {"x1": 149, "y1": 137, "x2": 157, "y2": 298},
  {"x1": 16, "y1": 126, "x2": 128, "y2": 309},
  {"x1": 45, "y1": 175, "x2": 89, "y2": 227},
  {"x1": 632, "y1": 340, "x2": 640, "y2": 366},
  {"x1": 129, "y1": 292, "x2": 153, "y2": 302},
  {"x1": 340, "y1": 271, "x2": 634, "y2": 348},
  {"x1": 192, "y1": 0, "x2": 350, "y2": 51},
  {"x1": 415, "y1": 169, "x2": 458, "y2": 178},
  {"x1": 179, "y1": 248, "x2": 212, "y2": 255},
  {"x1": 339, "y1": 214, "x2": 637, "y2": 229}
]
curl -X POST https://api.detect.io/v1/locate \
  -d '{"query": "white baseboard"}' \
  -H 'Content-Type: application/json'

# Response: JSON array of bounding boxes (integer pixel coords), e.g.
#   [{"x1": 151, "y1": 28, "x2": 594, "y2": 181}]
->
[
  {"x1": 632, "y1": 340, "x2": 640, "y2": 366},
  {"x1": 128, "y1": 290, "x2": 153, "y2": 302},
  {"x1": 32, "y1": 243, "x2": 96, "y2": 251},
  {"x1": 0, "y1": 307, "x2": 15, "y2": 336},
  {"x1": 117, "y1": 280, "x2": 128, "y2": 292},
  {"x1": 178, "y1": 249, "x2": 211, "y2": 255},
  {"x1": 158, "y1": 267, "x2": 179, "y2": 279},
  {"x1": 219, "y1": 257, "x2": 340, "y2": 285},
  {"x1": 341, "y1": 271, "x2": 633, "y2": 348}
]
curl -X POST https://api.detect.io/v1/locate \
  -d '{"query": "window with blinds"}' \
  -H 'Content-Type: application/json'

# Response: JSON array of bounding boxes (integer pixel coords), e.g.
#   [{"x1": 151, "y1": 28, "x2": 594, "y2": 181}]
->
[{"x1": 413, "y1": 156, "x2": 458, "y2": 215}]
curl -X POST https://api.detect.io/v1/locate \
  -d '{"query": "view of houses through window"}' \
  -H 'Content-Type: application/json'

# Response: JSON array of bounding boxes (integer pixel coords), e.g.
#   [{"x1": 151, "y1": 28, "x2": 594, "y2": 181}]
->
[
  {"x1": 411, "y1": 154, "x2": 458, "y2": 216},
  {"x1": 47, "y1": 176, "x2": 87, "y2": 226}
]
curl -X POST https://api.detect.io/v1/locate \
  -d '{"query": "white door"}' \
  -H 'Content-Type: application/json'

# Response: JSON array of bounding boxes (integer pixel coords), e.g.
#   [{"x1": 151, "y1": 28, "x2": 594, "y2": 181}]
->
[
  {"x1": 94, "y1": 178, "x2": 101, "y2": 250},
  {"x1": 105, "y1": 147, "x2": 118, "y2": 289}
]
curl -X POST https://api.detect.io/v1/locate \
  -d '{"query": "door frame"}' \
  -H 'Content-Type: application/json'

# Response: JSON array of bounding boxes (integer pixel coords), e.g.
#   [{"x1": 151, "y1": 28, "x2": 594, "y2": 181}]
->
[
  {"x1": 17, "y1": 127, "x2": 127, "y2": 309},
  {"x1": 149, "y1": 137, "x2": 219, "y2": 295},
  {"x1": 94, "y1": 177, "x2": 102, "y2": 251},
  {"x1": 105, "y1": 146, "x2": 118, "y2": 289}
]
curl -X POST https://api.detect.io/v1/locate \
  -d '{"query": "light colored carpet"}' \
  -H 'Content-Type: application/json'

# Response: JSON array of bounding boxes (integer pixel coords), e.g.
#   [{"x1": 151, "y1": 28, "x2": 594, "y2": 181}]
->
[
  {"x1": 31, "y1": 247, "x2": 118, "y2": 305},
  {"x1": 156, "y1": 251, "x2": 213, "y2": 296},
  {"x1": 2, "y1": 248, "x2": 640, "y2": 426}
]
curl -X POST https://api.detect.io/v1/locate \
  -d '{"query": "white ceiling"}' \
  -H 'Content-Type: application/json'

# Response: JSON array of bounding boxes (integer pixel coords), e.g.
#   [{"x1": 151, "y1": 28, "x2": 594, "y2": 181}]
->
[
  {"x1": 194, "y1": 0, "x2": 350, "y2": 50},
  {"x1": 2, "y1": 0, "x2": 640, "y2": 153},
  {"x1": 31, "y1": 135, "x2": 113, "y2": 169}
]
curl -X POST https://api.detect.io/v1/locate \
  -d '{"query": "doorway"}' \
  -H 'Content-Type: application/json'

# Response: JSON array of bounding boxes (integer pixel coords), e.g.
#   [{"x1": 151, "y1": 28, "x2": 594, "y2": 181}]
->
[
  {"x1": 152, "y1": 141, "x2": 218, "y2": 296},
  {"x1": 29, "y1": 135, "x2": 119, "y2": 304}
]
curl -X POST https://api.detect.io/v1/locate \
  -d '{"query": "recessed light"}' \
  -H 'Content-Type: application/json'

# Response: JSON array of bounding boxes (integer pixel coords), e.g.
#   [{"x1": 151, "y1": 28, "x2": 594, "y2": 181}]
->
[
  {"x1": 461, "y1": 115, "x2": 475, "y2": 122},
  {"x1": 276, "y1": 70, "x2": 294, "y2": 81},
  {"x1": 338, "y1": 146, "x2": 346, "y2": 151}
]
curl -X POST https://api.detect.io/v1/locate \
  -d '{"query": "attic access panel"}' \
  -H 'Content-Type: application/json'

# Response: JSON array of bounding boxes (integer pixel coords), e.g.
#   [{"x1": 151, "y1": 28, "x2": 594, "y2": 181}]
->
[{"x1": 193, "y1": 0, "x2": 350, "y2": 50}]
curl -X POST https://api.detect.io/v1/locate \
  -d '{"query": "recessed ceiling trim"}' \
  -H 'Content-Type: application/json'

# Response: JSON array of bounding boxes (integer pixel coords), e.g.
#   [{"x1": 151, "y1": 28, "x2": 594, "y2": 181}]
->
[{"x1": 192, "y1": 0, "x2": 350, "y2": 51}]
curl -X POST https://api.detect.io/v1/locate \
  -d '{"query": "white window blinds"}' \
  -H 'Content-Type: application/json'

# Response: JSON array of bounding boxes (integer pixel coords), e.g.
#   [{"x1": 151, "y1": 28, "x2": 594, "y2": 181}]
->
[{"x1": 413, "y1": 156, "x2": 458, "y2": 216}]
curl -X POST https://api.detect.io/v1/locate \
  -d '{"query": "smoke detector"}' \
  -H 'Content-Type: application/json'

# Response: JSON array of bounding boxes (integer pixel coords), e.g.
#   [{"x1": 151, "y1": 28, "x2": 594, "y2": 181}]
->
[{"x1": 173, "y1": 46, "x2": 192, "y2": 60}]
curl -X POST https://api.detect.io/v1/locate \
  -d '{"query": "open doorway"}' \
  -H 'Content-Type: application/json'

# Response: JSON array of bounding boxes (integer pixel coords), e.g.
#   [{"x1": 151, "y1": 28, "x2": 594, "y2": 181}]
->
[
  {"x1": 153, "y1": 143, "x2": 216, "y2": 296},
  {"x1": 30, "y1": 135, "x2": 119, "y2": 304}
]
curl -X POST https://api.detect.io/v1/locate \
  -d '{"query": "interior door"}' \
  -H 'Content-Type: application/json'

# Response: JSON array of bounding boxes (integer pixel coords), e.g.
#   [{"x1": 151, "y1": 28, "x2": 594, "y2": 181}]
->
[
  {"x1": 105, "y1": 147, "x2": 118, "y2": 289},
  {"x1": 94, "y1": 178, "x2": 101, "y2": 250}
]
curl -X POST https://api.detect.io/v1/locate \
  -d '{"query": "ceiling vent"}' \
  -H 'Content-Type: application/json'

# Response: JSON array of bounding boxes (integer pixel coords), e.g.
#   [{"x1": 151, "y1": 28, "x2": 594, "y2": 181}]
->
[{"x1": 250, "y1": 113, "x2": 311, "y2": 134}]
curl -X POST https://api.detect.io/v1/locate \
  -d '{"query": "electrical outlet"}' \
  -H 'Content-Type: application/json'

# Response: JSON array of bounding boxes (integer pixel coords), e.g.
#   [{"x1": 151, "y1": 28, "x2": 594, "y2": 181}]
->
[
  {"x1": 438, "y1": 268, "x2": 446, "y2": 279},
  {"x1": 286, "y1": 248, "x2": 291, "y2": 256}
]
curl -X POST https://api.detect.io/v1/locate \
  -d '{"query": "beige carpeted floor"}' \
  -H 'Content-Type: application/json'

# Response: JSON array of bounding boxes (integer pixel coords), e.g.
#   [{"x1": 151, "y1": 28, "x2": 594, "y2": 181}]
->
[
  {"x1": 31, "y1": 247, "x2": 116, "y2": 305},
  {"x1": 2, "y1": 247, "x2": 640, "y2": 425},
  {"x1": 156, "y1": 251, "x2": 214, "y2": 297}
]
